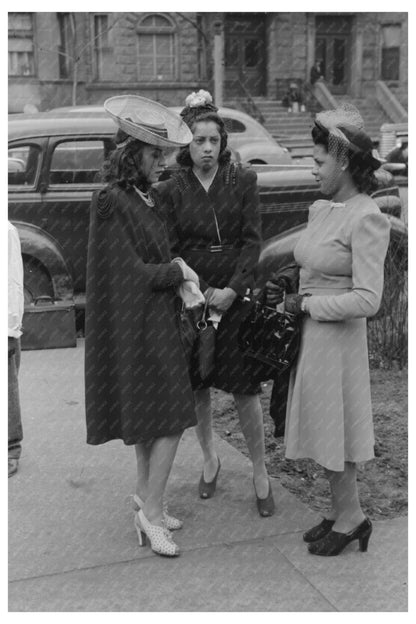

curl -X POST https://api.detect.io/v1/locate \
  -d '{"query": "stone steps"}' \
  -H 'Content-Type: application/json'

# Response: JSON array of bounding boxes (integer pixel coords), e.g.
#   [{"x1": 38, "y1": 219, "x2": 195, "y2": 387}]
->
[{"x1": 229, "y1": 94, "x2": 394, "y2": 154}]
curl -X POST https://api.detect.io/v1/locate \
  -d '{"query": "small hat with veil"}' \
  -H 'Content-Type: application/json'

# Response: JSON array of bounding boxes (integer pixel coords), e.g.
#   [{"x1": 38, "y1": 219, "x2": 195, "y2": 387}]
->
[{"x1": 314, "y1": 102, "x2": 381, "y2": 170}]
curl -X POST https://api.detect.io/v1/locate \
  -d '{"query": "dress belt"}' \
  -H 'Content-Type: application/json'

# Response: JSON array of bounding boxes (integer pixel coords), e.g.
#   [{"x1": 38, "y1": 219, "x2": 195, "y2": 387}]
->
[{"x1": 188, "y1": 244, "x2": 237, "y2": 254}]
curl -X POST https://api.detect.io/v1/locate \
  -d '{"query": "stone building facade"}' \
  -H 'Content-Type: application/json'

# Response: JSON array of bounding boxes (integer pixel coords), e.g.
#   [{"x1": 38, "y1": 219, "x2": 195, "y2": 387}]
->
[{"x1": 8, "y1": 11, "x2": 408, "y2": 113}]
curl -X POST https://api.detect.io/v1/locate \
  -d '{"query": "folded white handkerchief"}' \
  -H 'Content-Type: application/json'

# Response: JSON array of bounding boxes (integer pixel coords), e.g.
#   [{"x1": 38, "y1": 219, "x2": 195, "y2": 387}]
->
[
  {"x1": 177, "y1": 280, "x2": 205, "y2": 309},
  {"x1": 207, "y1": 308, "x2": 222, "y2": 329}
]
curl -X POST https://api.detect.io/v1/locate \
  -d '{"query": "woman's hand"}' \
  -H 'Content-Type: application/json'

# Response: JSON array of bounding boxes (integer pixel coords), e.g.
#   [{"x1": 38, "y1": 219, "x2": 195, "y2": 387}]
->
[
  {"x1": 284, "y1": 294, "x2": 305, "y2": 315},
  {"x1": 172, "y1": 257, "x2": 200, "y2": 286},
  {"x1": 265, "y1": 276, "x2": 287, "y2": 306},
  {"x1": 206, "y1": 287, "x2": 237, "y2": 313}
]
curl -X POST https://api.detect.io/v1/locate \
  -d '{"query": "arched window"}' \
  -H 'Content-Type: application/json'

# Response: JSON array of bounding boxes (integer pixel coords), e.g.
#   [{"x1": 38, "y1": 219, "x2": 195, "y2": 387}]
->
[{"x1": 136, "y1": 14, "x2": 176, "y2": 80}]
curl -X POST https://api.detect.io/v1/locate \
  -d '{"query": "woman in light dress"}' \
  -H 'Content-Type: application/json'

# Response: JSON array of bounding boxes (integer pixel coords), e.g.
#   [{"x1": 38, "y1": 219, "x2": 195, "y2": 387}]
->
[{"x1": 270, "y1": 104, "x2": 390, "y2": 556}]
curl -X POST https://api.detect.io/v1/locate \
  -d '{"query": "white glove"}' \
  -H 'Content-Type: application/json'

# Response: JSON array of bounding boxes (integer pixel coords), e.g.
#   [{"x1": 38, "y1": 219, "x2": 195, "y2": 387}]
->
[
  {"x1": 172, "y1": 257, "x2": 200, "y2": 287},
  {"x1": 177, "y1": 280, "x2": 205, "y2": 309}
]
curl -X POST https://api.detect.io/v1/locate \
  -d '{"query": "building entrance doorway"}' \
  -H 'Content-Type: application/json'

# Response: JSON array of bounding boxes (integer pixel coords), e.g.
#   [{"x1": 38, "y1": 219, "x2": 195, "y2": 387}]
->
[
  {"x1": 224, "y1": 14, "x2": 266, "y2": 98},
  {"x1": 315, "y1": 15, "x2": 353, "y2": 94}
]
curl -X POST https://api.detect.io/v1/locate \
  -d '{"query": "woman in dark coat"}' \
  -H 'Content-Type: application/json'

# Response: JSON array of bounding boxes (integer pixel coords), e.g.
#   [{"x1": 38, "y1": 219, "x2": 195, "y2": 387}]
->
[
  {"x1": 157, "y1": 90, "x2": 274, "y2": 517},
  {"x1": 85, "y1": 95, "x2": 200, "y2": 557}
]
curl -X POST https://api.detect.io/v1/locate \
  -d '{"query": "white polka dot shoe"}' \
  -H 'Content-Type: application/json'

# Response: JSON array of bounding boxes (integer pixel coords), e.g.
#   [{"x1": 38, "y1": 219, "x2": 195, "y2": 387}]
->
[
  {"x1": 132, "y1": 494, "x2": 183, "y2": 530},
  {"x1": 135, "y1": 510, "x2": 180, "y2": 557}
]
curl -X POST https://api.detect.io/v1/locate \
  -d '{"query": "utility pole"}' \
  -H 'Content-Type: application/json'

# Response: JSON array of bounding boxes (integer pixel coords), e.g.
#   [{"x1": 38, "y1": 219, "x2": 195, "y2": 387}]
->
[{"x1": 213, "y1": 20, "x2": 224, "y2": 106}]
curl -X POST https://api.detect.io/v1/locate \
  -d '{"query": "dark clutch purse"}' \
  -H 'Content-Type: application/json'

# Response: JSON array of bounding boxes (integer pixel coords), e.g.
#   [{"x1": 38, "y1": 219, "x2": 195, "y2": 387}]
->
[
  {"x1": 238, "y1": 292, "x2": 301, "y2": 379},
  {"x1": 179, "y1": 304, "x2": 198, "y2": 366},
  {"x1": 190, "y1": 301, "x2": 217, "y2": 385}
]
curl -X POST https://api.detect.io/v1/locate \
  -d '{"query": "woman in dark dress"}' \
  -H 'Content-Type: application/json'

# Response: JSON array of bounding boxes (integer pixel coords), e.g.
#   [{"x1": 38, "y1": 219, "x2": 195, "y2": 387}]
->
[
  {"x1": 157, "y1": 91, "x2": 274, "y2": 516},
  {"x1": 85, "y1": 95, "x2": 200, "y2": 557}
]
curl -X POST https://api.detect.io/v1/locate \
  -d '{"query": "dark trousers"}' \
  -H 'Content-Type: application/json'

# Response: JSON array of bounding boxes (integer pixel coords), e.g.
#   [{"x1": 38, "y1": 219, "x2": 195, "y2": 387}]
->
[{"x1": 8, "y1": 338, "x2": 22, "y2": 459}]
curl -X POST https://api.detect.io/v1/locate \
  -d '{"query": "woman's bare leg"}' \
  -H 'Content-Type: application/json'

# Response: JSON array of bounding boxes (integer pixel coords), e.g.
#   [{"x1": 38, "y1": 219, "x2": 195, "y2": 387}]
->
[
  {"x1": 326, "y1": 462, "x2": 366, "y2": 532},
  {"x1": 136, "y1": 433, "x2": 182, "y2": 526},
  {"x1": 233, "y1": 393, "x2": 269, "y2": 499},
  {"x1": 194, "y1": 388, "x2": 219, "y2": 481},
  {"x1": 134, "y1": 440, "x2": 152, "y2": 501}
]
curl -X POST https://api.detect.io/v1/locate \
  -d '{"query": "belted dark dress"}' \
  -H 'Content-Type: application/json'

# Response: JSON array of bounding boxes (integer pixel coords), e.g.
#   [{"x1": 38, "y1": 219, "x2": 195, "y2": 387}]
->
[
  {"x1": 156, "y1": 162, "x2": 262, "y2": 394},
  {"x1": 85, "y1": 183, "x2": 196, "y2": 445}
]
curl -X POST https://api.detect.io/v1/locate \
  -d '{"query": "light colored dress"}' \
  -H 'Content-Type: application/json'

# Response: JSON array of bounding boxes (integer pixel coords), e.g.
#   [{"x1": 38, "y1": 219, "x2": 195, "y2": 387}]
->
[{"x1": 285, "y1": 194, "x2": 391, "y2": 471}]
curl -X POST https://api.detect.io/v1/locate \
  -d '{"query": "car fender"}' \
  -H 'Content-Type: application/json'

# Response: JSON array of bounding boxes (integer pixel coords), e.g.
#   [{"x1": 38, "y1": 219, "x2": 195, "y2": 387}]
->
[
  {"x1": 256, "y1": 224, "x2": 304, "y2": 287},
  {"x1": 11, "y1": 220, "x2": 74, "y2": 301},
  {"x1": 236, "y1": 141, "x2": 292, "y2": 165},
  {"x1": 256, "y1": 213, "x2": 407, "y2": 288}
]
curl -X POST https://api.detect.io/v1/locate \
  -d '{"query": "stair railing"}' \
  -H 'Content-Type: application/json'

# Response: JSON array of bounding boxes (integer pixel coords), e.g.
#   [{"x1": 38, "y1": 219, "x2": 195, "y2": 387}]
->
[
  {"x1": 311, "y1": 80, "x2": 338, "y2": 110},
  {"x1": 235, "y1": 78, "x2": 265, "y2": 125},
  {"x1": 376, "y1": 81, "x2": 408, "y2": 123}
]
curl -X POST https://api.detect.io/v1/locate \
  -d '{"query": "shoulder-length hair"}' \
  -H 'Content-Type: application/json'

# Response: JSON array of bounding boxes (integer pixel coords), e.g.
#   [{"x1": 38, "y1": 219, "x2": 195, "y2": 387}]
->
[
  {"x1": 176, "y1": 111, "x2": 232, "y2": 167},
  {"x1": 100, "y1": 129, "x2": 151, "y2": 192}
]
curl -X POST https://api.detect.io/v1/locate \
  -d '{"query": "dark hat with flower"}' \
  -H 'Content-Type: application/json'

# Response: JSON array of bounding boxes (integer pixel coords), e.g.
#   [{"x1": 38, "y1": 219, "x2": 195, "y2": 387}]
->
[{"x1": 180, "y1": 90, "x2": 219, "y2": 127}]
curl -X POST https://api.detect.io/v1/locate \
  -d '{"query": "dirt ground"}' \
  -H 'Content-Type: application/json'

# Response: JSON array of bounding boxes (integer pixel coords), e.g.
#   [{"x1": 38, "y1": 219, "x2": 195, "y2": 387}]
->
[{"x1": 211, "y1": 367, "x2": 408, "y2": 520}]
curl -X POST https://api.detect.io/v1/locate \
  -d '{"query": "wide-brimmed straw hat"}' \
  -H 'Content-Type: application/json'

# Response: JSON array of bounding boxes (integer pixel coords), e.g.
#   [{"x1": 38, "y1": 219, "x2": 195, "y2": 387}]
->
[{"x1": 104, "y1": 95, "x2": 192, "y2": 148}]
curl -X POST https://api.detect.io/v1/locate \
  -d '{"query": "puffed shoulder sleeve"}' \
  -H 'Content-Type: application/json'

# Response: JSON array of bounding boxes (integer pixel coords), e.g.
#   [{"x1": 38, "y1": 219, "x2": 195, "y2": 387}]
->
[
  {"x1": 95, "y1": 187, "x2": 115, "y2": 220},
  {"x1": 308, "y1": 209, "x2": 391, "y2": 321},
  {"x1": 88, "y1": 185, "x2": 184, "y2": 292}
]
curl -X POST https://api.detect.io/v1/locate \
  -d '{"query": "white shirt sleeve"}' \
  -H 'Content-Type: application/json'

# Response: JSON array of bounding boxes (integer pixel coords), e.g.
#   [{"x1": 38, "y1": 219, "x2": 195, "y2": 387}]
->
[{"x1": 8, "y1": 222, "x2": 24, "y2": 338}]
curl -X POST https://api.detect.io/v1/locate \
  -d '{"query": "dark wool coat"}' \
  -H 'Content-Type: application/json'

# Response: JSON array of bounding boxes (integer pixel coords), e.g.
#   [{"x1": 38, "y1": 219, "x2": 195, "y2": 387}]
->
[
  {"x1": 85, "y1": 184, "x2": 196, "y2": 445},
  {"x1": 156, "y1": 163, "x2": 262, "y2": 394}
]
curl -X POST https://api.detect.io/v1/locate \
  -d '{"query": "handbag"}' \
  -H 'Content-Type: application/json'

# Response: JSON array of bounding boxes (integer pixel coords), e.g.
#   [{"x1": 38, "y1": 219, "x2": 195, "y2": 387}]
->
[
  {"x1": 191, "y1": 300, "x2": 217, "y2": 385},
  {"x1": 179, "y1": 303, "x2": 198, "y2": 366},
  {"x1": 238, "y1": 291, "x2": 301, "y2": 379}
]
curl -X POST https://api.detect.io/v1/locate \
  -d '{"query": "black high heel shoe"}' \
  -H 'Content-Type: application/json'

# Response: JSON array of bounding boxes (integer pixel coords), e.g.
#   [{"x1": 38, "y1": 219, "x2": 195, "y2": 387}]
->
[
  {"x1": 254, "y1": 478, "x2": 275, "y2": 518},
  {"x1": 199, "y1": 457, "x2": 221, "y2": 499},
  {"x1": 303, "y1": 518, "x2": 335, "y2": 543},
  {"x1": 308, "y1": 518, "x2": 372, "y2": 556}
]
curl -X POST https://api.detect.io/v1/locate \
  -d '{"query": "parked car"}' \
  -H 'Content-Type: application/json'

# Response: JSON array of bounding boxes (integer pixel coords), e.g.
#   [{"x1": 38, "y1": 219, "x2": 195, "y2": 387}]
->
[
  {"x1": 8, "y1": 110, "x2": 405, "y2": 322},
  {"x1": 49, "y1": 104, "x2": 293, "y2": 165}
]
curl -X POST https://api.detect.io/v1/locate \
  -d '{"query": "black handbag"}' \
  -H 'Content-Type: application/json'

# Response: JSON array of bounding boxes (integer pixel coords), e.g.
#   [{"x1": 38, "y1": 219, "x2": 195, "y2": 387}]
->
[
  {"x1": 238, "y1": 292, "x2": 301, "y2": 379},
  {"x1": 191, "y1": 301, "x2": 217, "y2": 385},
  {"x1": 179, "y1": 304, "x2": 198, "y2": 366}
]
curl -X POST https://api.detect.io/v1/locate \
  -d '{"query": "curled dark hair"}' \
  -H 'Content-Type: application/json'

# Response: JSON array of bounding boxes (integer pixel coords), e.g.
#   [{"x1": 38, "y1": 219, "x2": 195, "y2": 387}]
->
[
  {"x1": 311, "y1": 124, "x2": 378, "y2": 194},
  {"x1": 100, "y1": 129, "x2": 151, "y2": 192},
  {"x1": 176, "y1": 111, "x2": 232, "y2": 167}
]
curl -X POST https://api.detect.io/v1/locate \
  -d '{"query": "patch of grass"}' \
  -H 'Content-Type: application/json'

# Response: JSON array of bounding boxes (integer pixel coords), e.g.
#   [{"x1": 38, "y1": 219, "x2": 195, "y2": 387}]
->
[{"x1": 212, "y1": 367, "x2": 407, "y2": 519}]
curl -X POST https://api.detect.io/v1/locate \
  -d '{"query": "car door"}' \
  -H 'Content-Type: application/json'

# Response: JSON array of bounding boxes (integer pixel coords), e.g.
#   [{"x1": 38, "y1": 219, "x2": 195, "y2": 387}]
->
[
  {"x1": 41, "y1": 135, "x2": 114, "y2": 295},
  {"x1": 8, "y1": 140, "x2": 45, "y2": 228}
]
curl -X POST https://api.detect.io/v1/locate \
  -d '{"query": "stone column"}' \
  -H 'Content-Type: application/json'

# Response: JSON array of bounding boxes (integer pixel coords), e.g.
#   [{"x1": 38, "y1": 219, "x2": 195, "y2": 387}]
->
[{"x1": 352, "y1": 21, "x2": 363, "y2": 98}]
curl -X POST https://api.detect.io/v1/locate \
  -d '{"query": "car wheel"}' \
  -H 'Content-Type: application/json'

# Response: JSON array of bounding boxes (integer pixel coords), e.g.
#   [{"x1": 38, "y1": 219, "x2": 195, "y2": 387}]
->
[{"x1": 23, "y1": 255, "x2": 54, "y2": 305}]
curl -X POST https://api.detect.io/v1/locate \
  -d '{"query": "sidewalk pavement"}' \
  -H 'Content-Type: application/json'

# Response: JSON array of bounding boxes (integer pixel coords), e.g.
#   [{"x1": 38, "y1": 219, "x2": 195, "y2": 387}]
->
[{"x1": 8, "y1": 340, "x2": 407, "y2": 612}]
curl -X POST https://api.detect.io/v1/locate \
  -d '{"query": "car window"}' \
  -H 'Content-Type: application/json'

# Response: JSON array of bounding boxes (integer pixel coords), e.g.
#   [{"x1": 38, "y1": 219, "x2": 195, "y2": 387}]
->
[
  {"x1": 49, "y1": 139, "x2": 110, "y2": 186},
  {"x1": 223, "y1": 118, "x2": 246, "y2": 134},
  {"x1": 8, "y1": 145, "x2": 41, "y2": 187}
]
